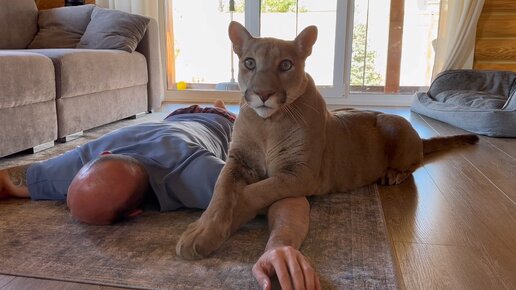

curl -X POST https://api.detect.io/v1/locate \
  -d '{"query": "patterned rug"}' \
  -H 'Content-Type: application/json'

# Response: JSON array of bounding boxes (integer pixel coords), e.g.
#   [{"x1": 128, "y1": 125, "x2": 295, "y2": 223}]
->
[{"x1": 0, "y1": 114, "x2": 399, "y2": 290}]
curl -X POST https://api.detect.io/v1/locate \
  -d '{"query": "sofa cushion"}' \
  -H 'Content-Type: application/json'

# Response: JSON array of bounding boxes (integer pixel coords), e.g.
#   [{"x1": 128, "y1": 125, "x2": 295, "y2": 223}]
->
[
  {"x1": 25, "y1": 49, "x2": 148, "y2": 99},
  {"x1": 434, "y1": 90, "x2": 507, "y2": 110},
  {"x1": 0, "y1": 0, "x2": 38, "y2": 48},
  {"x1": 428, "y1": 70, "x2": 516, "y2": 98},
  {"x1": 56, "y1": 85, "x2": 147, "y2": 137},
  {"x1": 0, "y1": 51, "x2": 56, "y2": 108},
  {"x1": 77, "y1": 7, "x2": 150, "y2": 53},
  {"x1": 28, "y1": 5, "x2": 95, "y2": 49}
]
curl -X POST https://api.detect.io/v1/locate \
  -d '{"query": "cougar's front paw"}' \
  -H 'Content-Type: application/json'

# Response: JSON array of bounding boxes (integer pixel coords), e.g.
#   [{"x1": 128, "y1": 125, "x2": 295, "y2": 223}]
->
[{"x1": 176, "y1": 217, "x2": 231, "y2": 260}]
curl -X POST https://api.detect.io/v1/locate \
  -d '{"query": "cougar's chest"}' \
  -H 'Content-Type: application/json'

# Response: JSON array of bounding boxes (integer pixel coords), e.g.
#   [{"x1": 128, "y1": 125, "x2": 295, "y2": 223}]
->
[
  {"x1": 233, "y1": 107, "x2": 310, "y2": 178},
  {"x1": 260, "y1": 124, "x2": 307, "y2": 176}
]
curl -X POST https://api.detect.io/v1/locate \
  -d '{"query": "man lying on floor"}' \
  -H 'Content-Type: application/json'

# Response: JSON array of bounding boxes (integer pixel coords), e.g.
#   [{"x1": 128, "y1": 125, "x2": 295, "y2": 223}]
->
[{"x1": 0, "y1": 101, "x2": 321, "y2": 290}]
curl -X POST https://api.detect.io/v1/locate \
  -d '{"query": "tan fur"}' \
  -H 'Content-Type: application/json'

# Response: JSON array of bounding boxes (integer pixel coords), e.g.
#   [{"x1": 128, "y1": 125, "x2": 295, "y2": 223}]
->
[{"x1": 176, "y1": 22, "x2": 478, "y2": 260}]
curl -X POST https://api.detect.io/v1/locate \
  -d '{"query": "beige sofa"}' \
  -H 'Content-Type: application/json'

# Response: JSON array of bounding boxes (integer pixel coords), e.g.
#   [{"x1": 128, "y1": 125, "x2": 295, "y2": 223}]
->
[{"x1": 0, "y1": 0, "x2": 163, "y2": 157}]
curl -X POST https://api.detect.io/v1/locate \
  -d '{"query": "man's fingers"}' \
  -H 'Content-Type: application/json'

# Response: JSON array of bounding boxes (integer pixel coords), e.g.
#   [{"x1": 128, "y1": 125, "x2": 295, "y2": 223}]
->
[
  {"x1": 315, "y1": 273, "x2": 322, "y2": 290},
  {"x1": 286, "y1": 251, "x2": 306, "y2": 290},
  {"x1": 252, "y1": 262, "x2": 272, "y2": 290},
  {"x1": 271, "y1": 254, "x2": 293, "y2": 290},
  {"x1": 253, "y1": 247, "x2": 321, "y2": 290},
  {"x1": 296, "y1": 254, "x2": 317, "y2": 290}
]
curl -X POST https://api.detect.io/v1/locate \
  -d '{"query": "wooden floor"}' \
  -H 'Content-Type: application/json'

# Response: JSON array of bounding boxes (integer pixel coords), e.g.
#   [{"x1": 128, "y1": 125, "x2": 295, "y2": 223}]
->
[
  {"x1": 1, "y1": 107, "x2": 515, "y2": 289},
  {"x1": 374, "y1": 108, "x2": 516, "y2": 290}
]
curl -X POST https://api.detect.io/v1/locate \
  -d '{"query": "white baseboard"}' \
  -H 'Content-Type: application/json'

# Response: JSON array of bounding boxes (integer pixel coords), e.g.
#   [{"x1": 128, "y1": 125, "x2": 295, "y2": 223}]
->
[
  {"x1": 325, "y1": 94, "x2": 416, "y2": 107},
  {"x1": 165, "y1": 89, "x2": 417, "y2": 107}
]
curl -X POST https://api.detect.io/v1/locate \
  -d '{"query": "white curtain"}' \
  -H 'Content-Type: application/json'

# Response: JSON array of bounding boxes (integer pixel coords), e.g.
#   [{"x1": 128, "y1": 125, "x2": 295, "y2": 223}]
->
[
  {"x1": 95, "y1": 0, "x2": 159, "y2": 20},
  {"x1": 432, "y1": 0, "x2": 485, "y2": 79}
]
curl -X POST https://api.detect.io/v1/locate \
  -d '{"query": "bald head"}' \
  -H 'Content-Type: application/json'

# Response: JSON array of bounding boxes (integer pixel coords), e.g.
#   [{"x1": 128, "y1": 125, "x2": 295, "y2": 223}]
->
[{"x1": 67, "y1": 154, "x2": 149, "y2": 225}]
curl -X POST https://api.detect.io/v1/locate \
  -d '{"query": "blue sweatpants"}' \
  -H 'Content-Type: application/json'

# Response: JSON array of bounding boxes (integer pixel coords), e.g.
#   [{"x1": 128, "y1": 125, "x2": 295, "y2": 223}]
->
[{"x1": 27, "y1": 149, "x2": 84, "y2": 200}]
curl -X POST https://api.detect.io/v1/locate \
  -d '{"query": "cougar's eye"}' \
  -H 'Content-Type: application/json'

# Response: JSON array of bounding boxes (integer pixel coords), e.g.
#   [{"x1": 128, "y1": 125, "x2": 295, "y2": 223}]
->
[
  {"x1": 244, "y1": 58, "x2": 256, "y2": 70},
  {"x1": 279, "y1": 60, "x2": 293, "y2": 72}
]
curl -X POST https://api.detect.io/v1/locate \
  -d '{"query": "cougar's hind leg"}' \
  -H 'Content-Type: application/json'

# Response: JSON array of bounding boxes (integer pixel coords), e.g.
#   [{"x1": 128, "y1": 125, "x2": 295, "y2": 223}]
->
[{"x1": 376, "y1": 114, "x2": 423, "y2": 186}]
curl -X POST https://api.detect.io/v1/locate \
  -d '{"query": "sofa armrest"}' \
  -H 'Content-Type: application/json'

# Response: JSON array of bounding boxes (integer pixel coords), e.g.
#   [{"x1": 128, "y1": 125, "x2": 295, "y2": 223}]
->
[
  {"x1": 429, "y1": 69, "x2": 516, "y2": 99},
  {"x1": 136, "y1": 17, "x2": 164, "y2": 112}
]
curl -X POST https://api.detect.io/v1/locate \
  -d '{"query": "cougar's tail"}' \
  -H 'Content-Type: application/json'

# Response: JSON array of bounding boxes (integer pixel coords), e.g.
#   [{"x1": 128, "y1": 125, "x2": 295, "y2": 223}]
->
[{"x1": 423, "y1": 134, "x2": 479, "y2": 155}]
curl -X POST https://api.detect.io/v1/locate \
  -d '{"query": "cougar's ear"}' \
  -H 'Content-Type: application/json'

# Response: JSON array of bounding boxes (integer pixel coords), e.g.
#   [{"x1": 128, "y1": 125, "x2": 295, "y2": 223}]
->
[
  {"x1": 295, "y1": 25, "x2": 318, "y2": 58},
  {"x1": 228, "y1": 21, "x2": 252, "y2": 57}
]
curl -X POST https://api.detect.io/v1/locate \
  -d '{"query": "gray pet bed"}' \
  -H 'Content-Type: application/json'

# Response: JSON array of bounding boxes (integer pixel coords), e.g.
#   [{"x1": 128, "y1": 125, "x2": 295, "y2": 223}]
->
[{"x1": 411, "y1": 69, "x2": 516, "y2": 137}]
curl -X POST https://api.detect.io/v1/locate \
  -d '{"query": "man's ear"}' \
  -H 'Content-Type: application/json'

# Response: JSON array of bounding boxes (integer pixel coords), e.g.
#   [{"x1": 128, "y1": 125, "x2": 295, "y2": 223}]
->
[
  {"x1": 126, "y1": 208, "x2": 143, "y2": 218},
  {"x1": 228, "y1": 21, "x2": 253, "y2": 57},
  {"x1": 295, "y1": 25, "x2": 318, "y2": 58}
]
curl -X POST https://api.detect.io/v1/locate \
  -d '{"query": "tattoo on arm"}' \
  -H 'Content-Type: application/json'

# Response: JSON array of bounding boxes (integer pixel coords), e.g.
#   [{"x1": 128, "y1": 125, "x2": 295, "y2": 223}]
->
[{"x1": 7, "y1": 164, "x2": 30, "y2": 187}]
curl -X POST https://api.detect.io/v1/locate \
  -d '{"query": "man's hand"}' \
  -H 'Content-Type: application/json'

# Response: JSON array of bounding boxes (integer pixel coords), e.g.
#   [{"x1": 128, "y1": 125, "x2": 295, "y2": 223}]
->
[{"x1": 252, "y1": 246, "x2": 321, "y2": 290}]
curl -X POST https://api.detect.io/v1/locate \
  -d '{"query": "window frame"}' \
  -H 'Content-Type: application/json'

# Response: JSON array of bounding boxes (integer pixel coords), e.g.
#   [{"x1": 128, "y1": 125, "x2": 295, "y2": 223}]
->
[{"x1": 161, "y1": 0, "x2": 419, "y2": 106}]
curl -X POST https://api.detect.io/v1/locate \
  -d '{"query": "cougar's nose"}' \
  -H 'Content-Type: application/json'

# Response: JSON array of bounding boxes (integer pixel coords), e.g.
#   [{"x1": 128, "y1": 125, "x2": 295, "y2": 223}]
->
[{"x1": 254, "y1": 90, "x2": 275, "y2": 103}]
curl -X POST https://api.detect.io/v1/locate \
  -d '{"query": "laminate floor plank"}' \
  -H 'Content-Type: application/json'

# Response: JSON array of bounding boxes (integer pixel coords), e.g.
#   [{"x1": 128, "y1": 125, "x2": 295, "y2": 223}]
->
[
  {"x1": 0, "y1": 275, "x2": 15, "y2": 288},
  {"x1": 380, "y1": 168, "x2": 516, "y2": 289},
  {"x1": 380, "y1": 170, "x2": 475, "y2": 246},
  {"x1": 378, "y1": 109, "x2": 516, "y2": 289},
  {"x1": 418, "y1": 114, "x2": 516, "y2": 203},
  {"x1": 394, "y1": 242, "x2": 508, "y2": 290},
  {"x1": 484, "y1": 137, "x2": 516, "y2": 159},
  {"x1": 423, "y1": 150, "x2": 516, "y2": 247}
]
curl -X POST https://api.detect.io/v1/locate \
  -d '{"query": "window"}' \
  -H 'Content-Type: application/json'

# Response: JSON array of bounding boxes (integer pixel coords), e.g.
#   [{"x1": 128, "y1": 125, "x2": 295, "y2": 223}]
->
[
  {"x1": 350, "y1": 0, "x2": 440, "y2": 94},
  {"x1": 164, "y1": 0, "x2": 440, "y2": 105},
  {"x1": 165, "y1": 0, "x2": 243, "y2": 88},
  {"x1": 260, "y1": 0, "x2": 337, "y2": 86},
  {"x1": 350, "y1": 0, "x2": 389, "y2": 91},
  {"x1": 399, "y1": 0, "x2": 439, "y2": 87}
]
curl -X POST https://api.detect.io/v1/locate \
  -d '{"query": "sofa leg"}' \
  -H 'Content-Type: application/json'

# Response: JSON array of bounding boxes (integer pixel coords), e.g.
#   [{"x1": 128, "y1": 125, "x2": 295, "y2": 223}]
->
[
  {"x1": 126, "y1": 112, "x2": 147, "y2": 119},
  {"x1": 57, "y1": 131, "x2": 84, "y2": 143},
  {"x1": 28, "y1": 141, "x2": 55, "y2": 154}
]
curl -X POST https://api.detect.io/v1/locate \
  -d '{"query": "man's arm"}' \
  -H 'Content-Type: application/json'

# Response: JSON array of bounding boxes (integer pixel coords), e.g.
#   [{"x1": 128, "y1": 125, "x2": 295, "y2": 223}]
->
[{"x1": 252, "y1": 197, "x2": 321, "y2": 290}]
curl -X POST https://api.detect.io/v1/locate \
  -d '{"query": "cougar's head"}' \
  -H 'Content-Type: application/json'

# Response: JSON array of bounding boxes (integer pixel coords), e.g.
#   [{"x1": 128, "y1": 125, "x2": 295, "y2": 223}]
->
[{"x1": 228, "y1": 21, "x2": 317, "y2": 119}]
